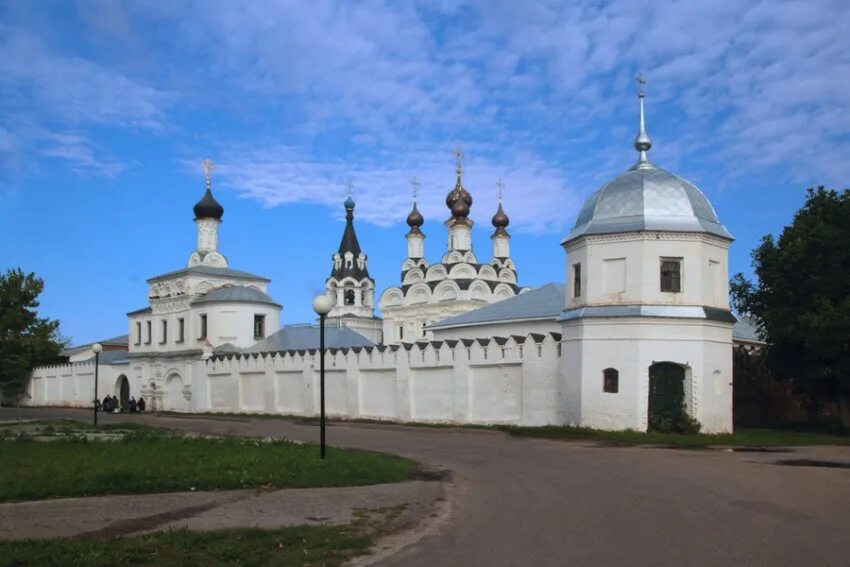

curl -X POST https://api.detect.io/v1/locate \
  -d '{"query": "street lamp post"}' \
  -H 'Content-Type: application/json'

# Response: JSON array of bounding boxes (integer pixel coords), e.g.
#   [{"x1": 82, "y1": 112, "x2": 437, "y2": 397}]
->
[
  {"x1": 91, "y1": 343, "x2": 102, "y2": 427},
  {"x1": 312, "y1": 294, "x2": 333, "y2": 459}
]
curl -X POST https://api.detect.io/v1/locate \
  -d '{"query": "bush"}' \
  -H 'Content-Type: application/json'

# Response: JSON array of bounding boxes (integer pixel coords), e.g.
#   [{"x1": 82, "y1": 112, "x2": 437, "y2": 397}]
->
[{"x1": 649, "y1": 407, "x2": 701, "y2": 434}]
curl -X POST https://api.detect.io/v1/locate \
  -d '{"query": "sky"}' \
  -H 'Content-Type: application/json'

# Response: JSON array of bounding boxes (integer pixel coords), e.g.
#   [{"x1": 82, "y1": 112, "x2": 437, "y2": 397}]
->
[{"x1": 1, "y1": 0, "x2": 848, "y2": 345}]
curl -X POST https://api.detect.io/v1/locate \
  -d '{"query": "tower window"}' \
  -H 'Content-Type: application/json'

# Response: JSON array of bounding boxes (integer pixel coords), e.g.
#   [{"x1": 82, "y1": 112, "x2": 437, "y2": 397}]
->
[
  {"x1": 603, "y1": 368, "x2": 619, "y2": 393},
  {"x1": 344, "y1": 289, "x2": 355, "y2": 305},
  {"x1": 660, "y1": 258, "x2": 682, "y2": 292},
  {"x1": 145, "y1": 321, "x2": 151, "y2": 345},
  {"x1": 254, "y1": 314, "x2": 265, "y2": 339},
  {"x1": 177, "y1": 318, "x2": 185, "y2": 343},
  {"x1": 399, "y1": 326, "x2": 404, "y2": 341},
  {"x1": 160, "y1": 320, "x2": 167, "y2": 344},
  {"x1": 135, "y1": 322, "x2": 141, "y2": 345},
  {"x1": 573, "y1": 263, "x2": 582, "y2": 297},
  {"x1": 199, "y1": 314, "x2": 207, "y2": 340}
]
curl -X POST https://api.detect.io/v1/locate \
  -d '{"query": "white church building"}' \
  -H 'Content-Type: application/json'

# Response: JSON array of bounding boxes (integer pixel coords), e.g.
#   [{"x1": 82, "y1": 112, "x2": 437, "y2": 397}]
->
[{"x1": 26, "y1": 85, "x2": 740, "y2": 433}]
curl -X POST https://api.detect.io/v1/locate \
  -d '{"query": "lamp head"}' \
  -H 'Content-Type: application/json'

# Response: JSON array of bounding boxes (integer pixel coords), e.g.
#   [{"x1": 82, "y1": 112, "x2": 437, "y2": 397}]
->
[
  {"x1": 312, "y1": 294, "x2": 333, "y2": 316},
  {"x1": 91, "y1": 343, "x2": 103, "y2": 354}
]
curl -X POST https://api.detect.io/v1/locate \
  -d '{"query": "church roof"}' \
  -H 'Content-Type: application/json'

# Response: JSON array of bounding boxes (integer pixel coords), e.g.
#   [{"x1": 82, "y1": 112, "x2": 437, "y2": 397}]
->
[
  {"x1": 331, "y1": 196, "x2": 371, "y2": 281},
  {"x1": 564, "y1": 164, "x2": 732, "y2": 243},
  {"x1": 248, "y1": 324, "x2": 375, "y2": 352},
  {"x1": 192, "y1": 285, "x2": 280, "y2": 308},
  {"x1": 564, "y1": 79, "x2": 731, "y2": 244},
  {"x1": 427, "y1": 283, "x2": 564, "y2": 329},
  {"x1": 148, "y1": 265, "x2": 270, "y2": 283}
]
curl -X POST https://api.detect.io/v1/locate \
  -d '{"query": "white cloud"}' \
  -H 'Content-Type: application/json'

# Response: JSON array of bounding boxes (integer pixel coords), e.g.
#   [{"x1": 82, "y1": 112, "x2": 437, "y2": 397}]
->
[
  {"x1": 191, "y1": 142, "x2": 581, "y2": 233},
  {"x1": 0, "y1": 25, "x2": 172, "y2": 128},
  {"x1": 42, "y1": 133, "x2": 127, "y2": 178}
]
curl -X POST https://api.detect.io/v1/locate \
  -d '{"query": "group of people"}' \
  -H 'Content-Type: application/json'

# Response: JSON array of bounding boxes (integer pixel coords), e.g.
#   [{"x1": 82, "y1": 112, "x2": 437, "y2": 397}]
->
[{"x1": 99, "y1": 395, "x2": 146, "y2": 413}]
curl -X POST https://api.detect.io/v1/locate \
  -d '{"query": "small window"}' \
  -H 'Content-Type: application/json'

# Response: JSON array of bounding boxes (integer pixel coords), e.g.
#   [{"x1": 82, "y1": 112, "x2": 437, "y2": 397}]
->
[
  {"x1": 160, "y1": 320, "x2": 167, "y2": 344},
  {"x1": 254, "y1": 314, "x2": 265, "y2": 339},
  {"x1": 145, "y1": 321, "x2": 152, "y2": 344},
  {"x1": 660, "y1": 258, "x2": 682, "y2": 293},
  {"x1": 573, "y1": 263, "x2": 582, "y2": 297},
  {"x1": 399, "y1": 326, "x2": 404, "y2": 341},
  {"x1": 177, "y1": 318, "x2": 185, "y2": 343},
  {"x1": 344, "y1": 289, "x2": 355, "y2": 305},
  {"x1": 199, "y1": 314, "x2": 207, "y2": 340},
  {"x1": 603, "y1": 368, "x2": 619, "y2": 393},
  {"x1": 135, "y1": 322, "x2": 141, "y2": 345}
]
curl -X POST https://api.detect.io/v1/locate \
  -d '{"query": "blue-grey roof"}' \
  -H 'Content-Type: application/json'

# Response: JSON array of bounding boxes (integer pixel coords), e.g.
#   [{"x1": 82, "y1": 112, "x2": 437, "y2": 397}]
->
[
  {"x1": 62, "y1": 334, "x2": 129, "y2": 357},
  {"x1": 192, "y1": 285, "x2": 280, "y2": 308},
  {"x1": 248, "y1": 324, "x2": 375, "y2": 352},
  {"x1": 564, "y1": 163, "x2": 732, "y2": 243},
  {"x1": 428, "y1": 283, "x2": 565, "y2": 329},
  {"x1": 75, "y1": 350, "x2": 129, "y2": 365},
  {"x1": 732, "y1": 315, "x2": 764, "y2": 344},
  {"x1": 148, "y1": 265, "x2": 270, "y2": 283}
]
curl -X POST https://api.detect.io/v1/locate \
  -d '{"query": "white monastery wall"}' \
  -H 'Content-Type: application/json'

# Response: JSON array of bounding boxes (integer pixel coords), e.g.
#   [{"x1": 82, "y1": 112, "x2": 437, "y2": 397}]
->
[
  {"x1": 28, "y1": 362, "x2": 128, "y2": 408},
  {"x1": 27, "y1": 333, "x2": 563, "y2": 427}
]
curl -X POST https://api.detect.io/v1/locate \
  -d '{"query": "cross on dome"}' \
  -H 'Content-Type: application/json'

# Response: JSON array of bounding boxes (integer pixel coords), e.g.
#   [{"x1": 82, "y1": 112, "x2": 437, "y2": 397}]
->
[
  {"x1": 634, "y1": 72, "x2": 653, "y2": 168},
  {"x1": 411, "y1": 176, "x2": 420, "y2": 202}
]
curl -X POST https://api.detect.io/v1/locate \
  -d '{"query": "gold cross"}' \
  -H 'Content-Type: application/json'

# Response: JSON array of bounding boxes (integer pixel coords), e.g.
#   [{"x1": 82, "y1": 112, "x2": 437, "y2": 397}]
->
[
  {"x1": 636, "y1": 72, "x2": 646, "y2": 96},
  {"x1": 411, "y1": 176, "x2": 420, "y2": 201},
  {"x1": 496, "y1": 178, "x2": 505, "y2": 202},
  {"x1": 453, "y1": 146, "x2": 464, "y2": 175},
  {"x1": 201, "y1": 158, "x2": 215, "y2": 188}
]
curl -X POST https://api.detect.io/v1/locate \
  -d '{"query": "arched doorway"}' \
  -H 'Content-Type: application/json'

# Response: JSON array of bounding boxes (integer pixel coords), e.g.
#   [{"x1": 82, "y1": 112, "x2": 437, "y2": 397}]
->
[
  {"x1": 164, "y1": 374, "x2": 185, "y2": 411},
  {"x1": 115, "y1": 375, "x2": 130, "y2": 406},
  {"x1": 648, "y1": 362, "x2": 686, "y2": 432}
]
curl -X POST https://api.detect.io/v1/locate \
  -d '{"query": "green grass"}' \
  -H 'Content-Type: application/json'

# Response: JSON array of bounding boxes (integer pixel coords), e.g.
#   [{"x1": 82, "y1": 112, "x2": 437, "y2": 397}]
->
[
  {"x1": 0, "y1": 525, "x2": 369, "y2": 567},
  {"x1": 0, "y1": 427, "x2": 416, "y2": 502},
  {"x1": 502, "y1": 425, "x2": 850, "y2": 448}
]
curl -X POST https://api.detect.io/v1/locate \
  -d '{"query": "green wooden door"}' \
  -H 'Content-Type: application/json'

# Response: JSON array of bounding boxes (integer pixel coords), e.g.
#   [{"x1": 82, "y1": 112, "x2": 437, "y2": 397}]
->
[{"x1": 648, "y1": 363, "x2": 685, "y2": 431}]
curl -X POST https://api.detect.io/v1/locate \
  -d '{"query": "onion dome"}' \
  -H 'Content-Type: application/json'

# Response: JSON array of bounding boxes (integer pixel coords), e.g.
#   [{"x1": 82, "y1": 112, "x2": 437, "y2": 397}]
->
[
  {"x1": 407, "y1": 202, "x2": 424, "y2": 230},
  {"x1": 492, "y1": 202, "x2": 509, "y2": 229},
  {"x1": 193, "y1": 185, "x2": 224, "y2": 220},
  {"x1": 446, "y1": 151, "x2": 472, "y2": 221},
  {"x1": 563, "y1": 75, "x2": 732, "y2": 244},
  {"x1": 194, "y1": 158, "x2": 224, "y2": 220},
  {"x1": 344, "y1": 195, "x2": 356, "y2": 210}
]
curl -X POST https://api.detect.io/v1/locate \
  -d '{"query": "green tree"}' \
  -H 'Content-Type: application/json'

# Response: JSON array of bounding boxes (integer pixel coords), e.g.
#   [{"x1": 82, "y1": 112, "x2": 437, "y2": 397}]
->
[
  {"x1": 731, "y1": 187, "x2": 850, "y2": 426},
  {"x1": 0, "y1": 269, "x2": 66, "y2": 403}
]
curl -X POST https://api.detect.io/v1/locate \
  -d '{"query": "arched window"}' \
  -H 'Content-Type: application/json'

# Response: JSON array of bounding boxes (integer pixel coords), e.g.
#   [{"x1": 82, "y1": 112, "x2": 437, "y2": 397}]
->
[
  {"x1": 603, "y1": 368, "x2": 619, "y2": 393},
  {"x1": 344, "y1": 289, "x2": 356, "y2": 305}
]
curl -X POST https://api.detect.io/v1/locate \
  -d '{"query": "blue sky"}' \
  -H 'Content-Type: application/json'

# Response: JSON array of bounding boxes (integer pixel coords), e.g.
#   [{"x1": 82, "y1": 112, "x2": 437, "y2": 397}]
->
[{"x1": 1, "y1": 1, "x2": 848, "y2": 345}]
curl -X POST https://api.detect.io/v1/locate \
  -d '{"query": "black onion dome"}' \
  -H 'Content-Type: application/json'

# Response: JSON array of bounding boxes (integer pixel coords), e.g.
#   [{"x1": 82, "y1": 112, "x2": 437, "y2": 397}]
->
[
  {"x1": 193, "y1": 187, "x2": 224, "y2": 220},
  {"x1": 406, "y1": 202, "x2": 424, "y2": 228},
  {"x1": 446, "y1": 183, "x2": 472, "y2": 219},
  {"x1": 492, "y1": 202, "x2": 509, "y2": 228},
  {"x1": 451, "y1": 197, "x2": 470, "y2": 218}
]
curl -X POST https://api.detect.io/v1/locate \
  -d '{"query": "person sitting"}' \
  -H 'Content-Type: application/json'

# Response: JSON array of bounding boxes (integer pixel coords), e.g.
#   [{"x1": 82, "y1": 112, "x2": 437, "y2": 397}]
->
[
  {"x1": 129, "y1": 397, "x2": 137, "y2": 412},
  {"x1": 137, "y1": 397, "x2": 146, "y2": 412},
  {"x1": 112, "y1": 395, "x2": 120, "y2": 413},
  {"x1": 102, "y1": 396, "x2": 111, "y2": 412}
]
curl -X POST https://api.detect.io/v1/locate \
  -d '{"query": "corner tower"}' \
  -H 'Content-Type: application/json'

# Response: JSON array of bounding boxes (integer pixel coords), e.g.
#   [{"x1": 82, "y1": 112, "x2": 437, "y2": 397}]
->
[
  {"x1": 558, "y1": 75, "x2": 735, "y2": 434},
  {"x1": 324, "y1": 188, "x2": 382, "y2": 343}
]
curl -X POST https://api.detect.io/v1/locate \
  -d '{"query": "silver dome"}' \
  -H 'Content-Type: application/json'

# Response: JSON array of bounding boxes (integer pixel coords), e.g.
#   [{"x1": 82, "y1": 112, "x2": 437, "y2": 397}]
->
[{"x1": 564, "y1": 162, "x2": 732, "y2": 243}]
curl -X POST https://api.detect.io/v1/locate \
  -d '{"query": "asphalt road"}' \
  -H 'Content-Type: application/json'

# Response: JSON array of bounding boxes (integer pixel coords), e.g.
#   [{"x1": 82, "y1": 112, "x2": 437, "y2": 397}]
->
[{"x1": 3, "y1": 407, "x2": 849, "y2": 566}]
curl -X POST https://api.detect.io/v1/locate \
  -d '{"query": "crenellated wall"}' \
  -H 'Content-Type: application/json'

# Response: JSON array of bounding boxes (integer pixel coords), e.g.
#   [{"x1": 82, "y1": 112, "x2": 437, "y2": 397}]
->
[
  {"x1": 28, "y1": 361, "x2": 129, "y2": 408},
  {"x1": 199, "y1": 332, "x2": 562, "y2": 426},
  {"x1": 26, "y1": 333, "x2": 563, "y2": 426}
]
